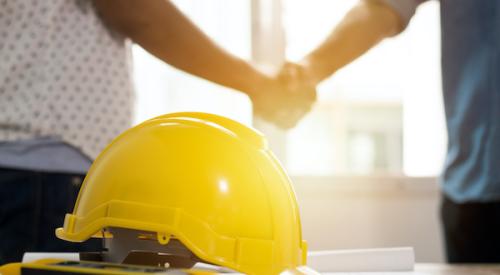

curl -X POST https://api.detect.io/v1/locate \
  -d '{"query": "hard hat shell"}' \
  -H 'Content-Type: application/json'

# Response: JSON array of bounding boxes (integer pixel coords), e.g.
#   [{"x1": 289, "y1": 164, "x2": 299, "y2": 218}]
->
[{"x1": 56, "y1": 112, "x2": 312, "y2": 275}]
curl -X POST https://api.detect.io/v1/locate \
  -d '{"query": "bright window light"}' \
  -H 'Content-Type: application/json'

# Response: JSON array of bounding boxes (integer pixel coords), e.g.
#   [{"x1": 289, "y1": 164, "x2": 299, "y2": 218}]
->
[
  {"x1": 131, "y1": 0, "x2": 446, "y2": 178},
  {"x1": 132, "y1": 0, "x2": 253, "y2": 126},
  {"x1": 283, "y1": 0, "x2": 446, "y2": 177}
]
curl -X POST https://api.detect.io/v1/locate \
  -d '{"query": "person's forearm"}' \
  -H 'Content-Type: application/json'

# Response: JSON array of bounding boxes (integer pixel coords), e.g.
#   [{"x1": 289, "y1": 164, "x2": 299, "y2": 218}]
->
[
  {"x1": 301, "y1": 0, "x2": 403, "y2": 84},
  {"x1": 93, "y1": 0, "x2": 269, "y2": 96}
]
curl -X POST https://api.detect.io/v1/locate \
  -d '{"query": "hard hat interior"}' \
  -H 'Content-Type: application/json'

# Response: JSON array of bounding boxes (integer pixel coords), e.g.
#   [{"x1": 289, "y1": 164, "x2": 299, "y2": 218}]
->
[
  {"x1": 85, "y1": 227, "x2": 235, "y2": 272},
  {"x1": 102, "y1": 228, "x2": 198, "y2": 267}
]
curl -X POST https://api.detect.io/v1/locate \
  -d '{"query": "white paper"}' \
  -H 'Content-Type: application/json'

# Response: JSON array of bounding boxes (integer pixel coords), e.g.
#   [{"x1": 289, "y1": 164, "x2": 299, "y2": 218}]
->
[
  {"x1": 307, "y1": 247, "x2": 415, "y2": 273},
  {"x1": 22, "y1": 252, "x2": 79, "y2": 263}
]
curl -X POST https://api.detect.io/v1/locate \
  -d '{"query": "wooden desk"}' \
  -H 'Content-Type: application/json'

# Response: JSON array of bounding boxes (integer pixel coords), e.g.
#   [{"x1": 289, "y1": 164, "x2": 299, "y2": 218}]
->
[
  {"x1": 322, "y1": 264, "x2": 500, "y2": 274},
  {"x1": 414, "y1": 264, "x2": 500, "y2": 274}
]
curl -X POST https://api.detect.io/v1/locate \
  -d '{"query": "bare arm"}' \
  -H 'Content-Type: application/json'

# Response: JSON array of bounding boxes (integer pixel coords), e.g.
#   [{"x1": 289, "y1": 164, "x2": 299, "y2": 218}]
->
[
  {"x1": 301, "y1": 0, "x2": 405, "y2": 84},
  {"x1": 92, "y1": 0, "x2": 269, "y2": 97}
]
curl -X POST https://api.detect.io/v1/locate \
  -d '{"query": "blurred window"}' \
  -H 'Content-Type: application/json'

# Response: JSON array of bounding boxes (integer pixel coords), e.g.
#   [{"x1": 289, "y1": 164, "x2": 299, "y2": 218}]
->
[
  {"x1": 282, "y1": 0, "x2": 446, "y2": 177},
  {"x1": 132, "y1": 0, "x2": 446, "y2": 178},
  {"x1": 132, "y1": 0, "x2": 252, "y2": 125}
]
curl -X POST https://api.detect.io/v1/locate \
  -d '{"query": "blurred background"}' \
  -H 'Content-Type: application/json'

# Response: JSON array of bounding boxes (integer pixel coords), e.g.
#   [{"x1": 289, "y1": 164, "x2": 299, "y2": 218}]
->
[{"x1": 133, "y1": 0, "x2": 445, "y2": 262}]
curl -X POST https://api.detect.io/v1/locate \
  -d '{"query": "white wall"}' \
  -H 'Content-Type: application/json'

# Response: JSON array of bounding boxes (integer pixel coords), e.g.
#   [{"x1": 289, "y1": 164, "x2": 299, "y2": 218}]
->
[{"x1": 292, "y1": 176, "x2": 444, "y2": 262}]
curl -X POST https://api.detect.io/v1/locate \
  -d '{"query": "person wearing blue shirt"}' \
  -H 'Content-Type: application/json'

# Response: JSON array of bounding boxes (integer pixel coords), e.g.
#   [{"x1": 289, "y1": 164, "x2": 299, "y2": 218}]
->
[{"x1": 282, "y1": 0, "x2": 500, "y2": 263}]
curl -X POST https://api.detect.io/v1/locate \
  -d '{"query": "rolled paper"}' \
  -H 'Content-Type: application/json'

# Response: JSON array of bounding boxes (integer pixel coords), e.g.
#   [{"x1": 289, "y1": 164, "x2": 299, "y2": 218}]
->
[{"x1": 307, "y1": 247, "x2": 415, "y2": 272}]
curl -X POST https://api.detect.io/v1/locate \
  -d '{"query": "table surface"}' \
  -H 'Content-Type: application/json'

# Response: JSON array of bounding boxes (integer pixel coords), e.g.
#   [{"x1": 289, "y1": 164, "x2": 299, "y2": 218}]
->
[
  {"x1": 322, "y1": 264, "x2": 500, "y2": 274},
  {"x1": 414, "y1": 264, "x2": 500, "y2": 275}
]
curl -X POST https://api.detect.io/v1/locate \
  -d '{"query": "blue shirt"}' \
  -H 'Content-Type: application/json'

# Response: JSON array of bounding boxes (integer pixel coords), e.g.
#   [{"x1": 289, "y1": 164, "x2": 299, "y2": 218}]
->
[
  {"x1": 439, "y1": 0, "x2": 500, "y2": 202},
  {"x1": 386, "y1": 0, "x2": 500, "y2": 202}
]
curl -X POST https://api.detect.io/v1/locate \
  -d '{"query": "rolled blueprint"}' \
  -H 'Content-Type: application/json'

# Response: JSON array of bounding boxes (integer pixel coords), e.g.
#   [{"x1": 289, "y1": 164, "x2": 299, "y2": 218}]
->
[{"x1": 307, "y1": 247, "x2": 414, "y2": 272}]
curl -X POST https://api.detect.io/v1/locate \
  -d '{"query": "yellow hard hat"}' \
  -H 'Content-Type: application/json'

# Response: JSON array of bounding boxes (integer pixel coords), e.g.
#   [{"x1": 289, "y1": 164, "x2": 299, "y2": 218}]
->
[{"x1": 56, "y1": 112, "x2": 316, "y2": 275}]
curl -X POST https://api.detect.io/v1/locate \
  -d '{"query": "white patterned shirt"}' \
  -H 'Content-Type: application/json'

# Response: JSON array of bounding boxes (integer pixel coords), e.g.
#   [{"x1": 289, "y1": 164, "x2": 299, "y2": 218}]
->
[{"x1": 0, "y1": 0, "x2": 134, "y2": 161}]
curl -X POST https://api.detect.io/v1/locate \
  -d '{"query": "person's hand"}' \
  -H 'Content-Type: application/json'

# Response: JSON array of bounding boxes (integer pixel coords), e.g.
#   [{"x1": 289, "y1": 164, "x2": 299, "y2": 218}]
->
[
  {"x1": 276, "y1": 62, "x2": 317, "y2": 128},
  {"x1": 250, "y1": 62, "x2": 316, "y2": 129}
]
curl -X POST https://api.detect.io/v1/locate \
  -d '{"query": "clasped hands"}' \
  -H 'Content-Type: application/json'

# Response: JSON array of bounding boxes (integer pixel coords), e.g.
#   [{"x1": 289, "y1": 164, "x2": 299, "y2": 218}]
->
[{"x1": 251, "y1": 62, "x2": 317, "y2": 129}]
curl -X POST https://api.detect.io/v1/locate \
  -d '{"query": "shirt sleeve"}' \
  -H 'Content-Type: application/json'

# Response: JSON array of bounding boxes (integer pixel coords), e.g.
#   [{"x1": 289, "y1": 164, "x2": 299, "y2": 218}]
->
[{"x1": 381, "y1": 0, "x2": 427, "y2": 28}]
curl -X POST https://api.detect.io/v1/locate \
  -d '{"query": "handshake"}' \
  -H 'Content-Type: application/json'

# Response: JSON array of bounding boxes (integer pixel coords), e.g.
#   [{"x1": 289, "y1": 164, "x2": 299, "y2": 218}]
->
[{"x1": 250, "y1": 62, "x2": 318, "y2": 130}]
